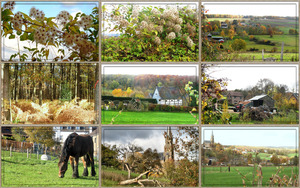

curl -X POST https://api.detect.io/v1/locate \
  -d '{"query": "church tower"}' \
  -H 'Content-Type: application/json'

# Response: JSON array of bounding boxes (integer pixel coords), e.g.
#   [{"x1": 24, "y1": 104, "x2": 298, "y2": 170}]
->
[
  {"x1": 210, "y1": 131, "x2": 215, "y2": 147},
  {"x1": 164, "y1": 127, "x2": 174, "y2": 161}
]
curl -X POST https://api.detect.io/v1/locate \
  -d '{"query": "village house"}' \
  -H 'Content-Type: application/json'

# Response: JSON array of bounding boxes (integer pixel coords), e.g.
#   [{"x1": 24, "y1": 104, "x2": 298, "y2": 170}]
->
[
  {"x1": 288, "y1": 93, "x2": 299, "y2": 106},
  {"x1": 151, "y1": 86, "x2": 187, "y2": 106},
  {"x1": 226, "y1": 91, "x2": 244, "y2": 105}
]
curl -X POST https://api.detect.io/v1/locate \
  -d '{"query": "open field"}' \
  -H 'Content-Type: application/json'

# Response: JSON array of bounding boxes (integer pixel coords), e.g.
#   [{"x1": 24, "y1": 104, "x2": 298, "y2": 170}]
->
[
  {"x1": 1, "y1": 151, "x2": 99, "y2": 187},
  {"x1": 202, "y1": 166, "x2": 299, "y2": 187},
  {"x1": 101, "y1": 111, "x2": 198, "y2": 124}
]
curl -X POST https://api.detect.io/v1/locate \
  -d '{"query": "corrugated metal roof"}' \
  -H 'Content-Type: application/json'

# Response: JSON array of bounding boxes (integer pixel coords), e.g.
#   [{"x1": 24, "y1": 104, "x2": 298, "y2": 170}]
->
[{"x1": 249, "y1": 94, "x2": 267, "y2": 101}]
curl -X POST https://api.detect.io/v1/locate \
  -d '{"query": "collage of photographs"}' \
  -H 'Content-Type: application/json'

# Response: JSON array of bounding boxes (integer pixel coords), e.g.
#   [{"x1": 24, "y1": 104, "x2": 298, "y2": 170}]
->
[{"x1": 0, "y1": 0, "x2": 298, "y2": 188}]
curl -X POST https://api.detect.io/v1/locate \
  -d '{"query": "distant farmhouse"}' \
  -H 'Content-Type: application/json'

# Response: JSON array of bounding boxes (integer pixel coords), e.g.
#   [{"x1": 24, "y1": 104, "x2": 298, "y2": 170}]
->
[
  {"x1": 221, "y1": 22, "x2": 228, "y2": 29},
  {"x1": 151, "y1": 86, "x2": 187, "y2": 106},
  {"x1": 226, "y1": 91, "x2": 244, "y2": 105},
  {"x1": 288, "y1": 93, "x2": 299, "y2": 107}
]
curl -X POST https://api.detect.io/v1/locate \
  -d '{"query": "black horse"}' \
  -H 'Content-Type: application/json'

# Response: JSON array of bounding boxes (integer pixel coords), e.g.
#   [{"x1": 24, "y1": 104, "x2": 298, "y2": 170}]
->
[{"x1": 58, "y1": 133, "x2": 96, "y2": 178}]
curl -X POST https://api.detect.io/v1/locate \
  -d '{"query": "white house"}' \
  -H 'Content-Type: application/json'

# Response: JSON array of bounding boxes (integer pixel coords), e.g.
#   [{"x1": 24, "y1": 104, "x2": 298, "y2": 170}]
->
[
  {"x1": 152, "y1": 86, "x2": 185, "y2": 106},
  {"x1": 53, "y1": 127, "x2": 96, "y2": 144}
]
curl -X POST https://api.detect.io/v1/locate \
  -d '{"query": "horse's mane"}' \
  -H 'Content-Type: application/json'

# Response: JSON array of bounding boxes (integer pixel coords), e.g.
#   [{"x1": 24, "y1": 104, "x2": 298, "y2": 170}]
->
[{"x1": 59, "y1": 133, "x2": 78, "y2": 163}]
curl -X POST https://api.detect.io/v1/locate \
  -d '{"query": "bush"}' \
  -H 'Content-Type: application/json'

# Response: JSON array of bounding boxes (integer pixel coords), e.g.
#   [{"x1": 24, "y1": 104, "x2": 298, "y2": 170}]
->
[
  {"x1": 231, "y1": 39, "x2": 246, "y2": 51},
  {"x1": 240, "y1": 107, "x2": 272, "y2": 121},
  {"x1": 102, "y1": 4, "x2": 199, "y2": 62}
]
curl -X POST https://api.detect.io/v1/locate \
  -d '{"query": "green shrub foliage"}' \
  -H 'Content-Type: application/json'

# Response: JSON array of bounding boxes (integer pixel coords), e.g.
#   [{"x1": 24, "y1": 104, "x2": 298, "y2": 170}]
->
[{"x1": 102, "y1": 4, "x2": 199, "y2": 62}]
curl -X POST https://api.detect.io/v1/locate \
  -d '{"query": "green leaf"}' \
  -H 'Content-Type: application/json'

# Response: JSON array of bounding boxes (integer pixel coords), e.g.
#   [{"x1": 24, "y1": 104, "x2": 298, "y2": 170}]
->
[
  {"x1": 9, "y1": 34, "x2": 15, "y2": 39},
  {"x1": 20, "y1": 32, "x2": 28, "y2": 41}
]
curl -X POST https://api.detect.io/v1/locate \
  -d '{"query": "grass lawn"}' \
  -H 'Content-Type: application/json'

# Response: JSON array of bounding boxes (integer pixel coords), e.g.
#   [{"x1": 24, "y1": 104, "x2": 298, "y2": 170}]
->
[
  {"x1": 1, "y1": 151, "x2": 99, "y2": 187},
  {"x1": 202, "y1": 166, "x2": 298, "y2": 187},
  {"x1": 210, "y1": 112, "x2": 298, "y2": 124},
  {"x1": 101, "y1": 110, "x2": 198, "y2": 124}
]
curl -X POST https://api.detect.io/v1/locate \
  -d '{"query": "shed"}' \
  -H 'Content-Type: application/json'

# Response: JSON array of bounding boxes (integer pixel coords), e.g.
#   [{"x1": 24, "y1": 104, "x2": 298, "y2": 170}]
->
[{"x1": 248, "y1": 94, "x2": 274, "y2": 108}]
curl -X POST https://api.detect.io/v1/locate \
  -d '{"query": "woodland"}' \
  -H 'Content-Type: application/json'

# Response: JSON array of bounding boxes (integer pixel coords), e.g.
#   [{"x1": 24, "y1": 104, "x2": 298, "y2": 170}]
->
[{"x1": 2, "y1": 63, "x2": 99, "y2": 124}]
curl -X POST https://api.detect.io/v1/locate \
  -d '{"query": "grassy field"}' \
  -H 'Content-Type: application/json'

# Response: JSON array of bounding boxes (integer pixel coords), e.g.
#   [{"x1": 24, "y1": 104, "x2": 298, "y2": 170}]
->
[
  {"x1": 1, "y1": 151, "x2": 99, "y2": 187},
  {"x1": 101, "y1": 110, "x2": 198, "y2": 124},
  {"x1": 202, "y1": 166, "x2": 299, "y2": 187},
  {"x1": 210, "y1": 112, "x2": 298, "y2": 124}
]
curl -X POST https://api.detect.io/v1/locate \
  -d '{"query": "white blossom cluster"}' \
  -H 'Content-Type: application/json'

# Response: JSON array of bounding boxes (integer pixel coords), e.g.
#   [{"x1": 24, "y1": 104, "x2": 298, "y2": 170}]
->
[
  {"x1": 3, "y1": 1, "x2": 15, "y2": 11},
  {"x1": 34, "y1": 27, "x2": 48, "y2": 44},
  {"x1": 186, "y1": 36, "x2": 194, "y2": 48},
  {"x1": 63, "y1": 33, "x2": 95, "y2": 56},
  {"x1": 166, "y1": 32, "x2": 176, "y2": 40},
  {"x1": 29, "y1": 7, "x2": 45, "y2": 20},
  {"x1": 11, "y1": 12, "x2": 23, "y2": 29},
  {"x1": 56, "y1": 11, "x2": 71, "y2": 26},
  {"x1": 154, "y1": 36, "x2": 161, "y2": 45},
  {"x1": 78, "y1": 15, "x2": 93, "y2": 28}
]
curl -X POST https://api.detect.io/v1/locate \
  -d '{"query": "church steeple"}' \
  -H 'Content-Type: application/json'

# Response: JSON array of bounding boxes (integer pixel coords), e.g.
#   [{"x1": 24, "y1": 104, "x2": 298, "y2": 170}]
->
[{"x1": 164, "y1": 127, "x2": 174, "y2": 162}]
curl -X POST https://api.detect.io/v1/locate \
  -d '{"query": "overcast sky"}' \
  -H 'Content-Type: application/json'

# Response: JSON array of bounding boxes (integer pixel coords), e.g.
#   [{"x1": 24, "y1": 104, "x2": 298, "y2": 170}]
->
[
  {"x1": 102, "y1": 64, "x2": 198, "y2": 76},
  {"x1": 205, "y1": 64, "x2": 298, "y2": 92},
  {"x1": 1, "y1": 1, "x2": 98, "y2": 61},
  {"x1": 102, "y1": 127, "x2": 198, "y2": 156},
  {"x1": 202, "y1": 2, "x2": 298, "y2": 17},
  {"x1": 202, "y1": 127, "x2": 299, "y2": 148}
]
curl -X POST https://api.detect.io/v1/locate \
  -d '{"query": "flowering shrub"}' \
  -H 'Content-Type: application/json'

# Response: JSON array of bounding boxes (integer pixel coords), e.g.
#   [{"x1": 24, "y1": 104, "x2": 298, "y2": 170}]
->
[
  {"x1": 2, "y1": 2, "x2": 99, "y2": 61},
  {"x1": 102, "y1": 4, "x2": 199, "y2": 62}
]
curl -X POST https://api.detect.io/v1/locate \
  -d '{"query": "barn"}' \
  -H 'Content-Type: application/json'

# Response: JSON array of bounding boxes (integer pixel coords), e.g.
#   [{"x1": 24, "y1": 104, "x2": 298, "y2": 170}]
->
[{"x1": 248, "y1": 94, "x2": 274, "y2": 109}]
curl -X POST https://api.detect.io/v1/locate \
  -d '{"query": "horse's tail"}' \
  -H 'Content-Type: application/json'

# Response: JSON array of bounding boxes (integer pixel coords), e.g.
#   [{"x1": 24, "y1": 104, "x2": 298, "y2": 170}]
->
[{"x1": 85, "y1": 154, "x2": 91, "y2": 167}]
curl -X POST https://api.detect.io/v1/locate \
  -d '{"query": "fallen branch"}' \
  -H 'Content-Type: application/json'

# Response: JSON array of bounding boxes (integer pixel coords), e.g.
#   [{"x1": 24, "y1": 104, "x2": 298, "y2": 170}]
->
[{"x1": 119, "y1": 170, "x2": 163, "y2": 187}]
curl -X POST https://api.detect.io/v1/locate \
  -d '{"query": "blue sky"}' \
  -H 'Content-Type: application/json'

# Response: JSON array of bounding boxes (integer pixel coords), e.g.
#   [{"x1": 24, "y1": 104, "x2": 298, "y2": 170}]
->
[
  {"x1": 202, "y1": 127, "x2": 299, "y2": 148},
  {"x1": 2, "y1": 1, "x2": 98, "y2": 16}
]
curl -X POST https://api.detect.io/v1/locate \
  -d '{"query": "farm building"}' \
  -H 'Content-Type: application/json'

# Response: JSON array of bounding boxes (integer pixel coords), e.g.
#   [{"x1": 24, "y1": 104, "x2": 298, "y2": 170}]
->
[
  {"x1": 221, "y1": 22, "x2": 228, "y2": 28},
  {"x1": 226, "y1": 91, "x2": 244, "y2": 105},
  {"x1": 152, "y1": 86, "x2": 187, "y2": 106},
  {"x1": 248, "y1": 94, "x2": 274, "y2": 109}
]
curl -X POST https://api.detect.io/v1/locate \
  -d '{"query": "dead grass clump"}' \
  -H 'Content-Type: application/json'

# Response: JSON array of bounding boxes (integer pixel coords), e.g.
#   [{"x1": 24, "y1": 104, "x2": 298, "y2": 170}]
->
[
  {"x1": 14, "y1": 101, "x2": 38, "y2": 114},
  {"x1": 55, "y1": 107, "x2": 95, "y2": 124},
  {"x1": 27, "y1": 112, "x2": 52, "y2": 124},
  {"x1": 101, "y1": 171, "x2": 126, "y2": 182},
  {"x1": 79, "y1": 99, "x2": 94, "y2": 110},
  {"x1": 11, "y1": 105, "x2": 30, "y2": 123},
  {"x1": 48, "y1": 100, "x2": 62, "y2": 115}
]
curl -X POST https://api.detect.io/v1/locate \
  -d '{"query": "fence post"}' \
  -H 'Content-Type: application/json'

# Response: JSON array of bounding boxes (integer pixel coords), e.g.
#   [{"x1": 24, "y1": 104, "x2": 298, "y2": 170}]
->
[
  {"x1": 27, "y1": 148, "x2": 29, "y2": 159},
  {"x1": 10, "y1": 146, "x2": 12, "y2": 157},
  {"x1": 262, "y1": 49, "x2": 264, "y2": 61},
  {"x1": 280, "y1": 42, "x2": 284, "y2": 61},
  {"x1": 37, "y1": 150, "x2": 39, "y2": 159}
]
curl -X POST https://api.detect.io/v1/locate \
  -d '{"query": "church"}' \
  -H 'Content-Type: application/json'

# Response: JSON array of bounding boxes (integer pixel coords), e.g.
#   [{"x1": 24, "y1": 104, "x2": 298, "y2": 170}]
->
[{"x1": 202, "y1": 131, "x2": 215, "y2": 150}]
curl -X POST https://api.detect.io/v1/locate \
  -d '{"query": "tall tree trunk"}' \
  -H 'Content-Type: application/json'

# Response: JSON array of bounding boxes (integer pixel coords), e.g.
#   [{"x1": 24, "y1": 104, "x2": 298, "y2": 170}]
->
[
  {"x1": 32, "y1": 65, "x2": 36, "y2": 102},
  {"x1": 50, "y1": 63, "x2": 54, "y2": 101},
  {"x1": 3, "y1": 64, "x2": 11, "y2": 121},
  {"x1": 38, "y1": 64, "x2": 42, "y2": 106},
  {"x1": 94, "y1": 64, "x2": 99, "y2": 123},
  {"x1": 76, "y1": 64, "x2": 81, "y2": 100},
  {"x1": 14, "y1": 64, "x2": 18, "y2": 101},
  {"x1": 18, "y1": 64, "x2": 22, "y2": 99}
]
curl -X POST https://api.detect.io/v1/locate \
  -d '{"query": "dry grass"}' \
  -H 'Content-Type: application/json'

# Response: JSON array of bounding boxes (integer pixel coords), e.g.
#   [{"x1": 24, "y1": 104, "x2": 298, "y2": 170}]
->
[
  {"x1": 8, "y1": 99, "x2": 95, "y2": 124},
  {"x1": 55, "y1": 107, "x2": 95, "y2": 124},
  {"x1": 101, "y1": 171, "x2": 126, "y2": 182}
]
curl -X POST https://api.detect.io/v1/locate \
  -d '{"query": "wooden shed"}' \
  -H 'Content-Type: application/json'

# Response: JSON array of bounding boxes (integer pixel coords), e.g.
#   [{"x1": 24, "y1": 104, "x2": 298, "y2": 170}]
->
[{"x1": 248, "y1": 94, "x2": 274, "y2": 108}]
